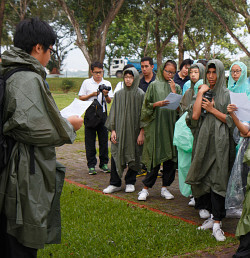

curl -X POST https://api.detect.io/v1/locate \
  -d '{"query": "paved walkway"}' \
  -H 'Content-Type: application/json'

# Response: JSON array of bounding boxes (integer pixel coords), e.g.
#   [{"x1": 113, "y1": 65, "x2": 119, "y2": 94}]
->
[{"x1": 56, "y1": 142, "x2": 239, "y2": 256}]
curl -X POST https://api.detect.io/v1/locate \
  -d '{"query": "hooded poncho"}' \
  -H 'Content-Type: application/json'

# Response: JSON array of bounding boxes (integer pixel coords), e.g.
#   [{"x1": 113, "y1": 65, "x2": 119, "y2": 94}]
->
[
  {"x1": 0, "y1": 47, "x2": 76, "y2": 249},
  {"x1": 105, "y1": 67, "x2": 145, "y2": 177},
  {"x1": 228, "y1": 61, "x2": 250, "y2": 100},
  {"x1": 185, "y1": 59, "x2": 236, "y2": 198},
  {"x1": 174, "y1": 63, "x2": 205, "y2": 197},
  {"x1": 140, "y1": 61, "x2": 182, "y2": 170}
]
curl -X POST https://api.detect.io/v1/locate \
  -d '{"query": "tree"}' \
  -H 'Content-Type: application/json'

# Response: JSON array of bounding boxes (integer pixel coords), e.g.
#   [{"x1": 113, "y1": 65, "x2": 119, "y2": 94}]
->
[
  {"x1": 56, "y1": 0, "x2": 125, "y2": 71},
  {"x1": 204, "y1": 0, "x2": 250, "y2": 57},
  {"x1": 184, "y1": 0, "x2": 240, "y2": 60}
]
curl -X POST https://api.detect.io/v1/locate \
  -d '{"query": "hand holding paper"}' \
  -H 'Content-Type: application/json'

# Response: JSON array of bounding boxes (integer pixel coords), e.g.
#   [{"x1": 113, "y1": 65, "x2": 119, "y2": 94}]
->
[{"x1": 160, "y1": 93, "x2": 182, "y2": 110}]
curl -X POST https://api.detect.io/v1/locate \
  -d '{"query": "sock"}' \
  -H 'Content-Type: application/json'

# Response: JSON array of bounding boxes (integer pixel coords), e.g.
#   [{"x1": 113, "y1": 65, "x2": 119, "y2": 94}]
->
[{"x1": 213, "y1": 222, "x2": 220, "y2": 231}]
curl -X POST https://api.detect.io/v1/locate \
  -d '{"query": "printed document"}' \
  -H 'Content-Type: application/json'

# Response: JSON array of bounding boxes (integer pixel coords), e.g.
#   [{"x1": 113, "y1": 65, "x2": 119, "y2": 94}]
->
[
  {"x1": 230, "y1": 92, "x2": 250, "y2": 121},
  {"x1": 60, "y1": 98, "x2": 92, "y2": 118}
]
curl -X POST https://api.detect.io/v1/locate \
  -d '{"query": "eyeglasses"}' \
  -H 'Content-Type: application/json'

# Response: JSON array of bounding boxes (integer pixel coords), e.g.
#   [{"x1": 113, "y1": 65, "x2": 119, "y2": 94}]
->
[
  {"x1": 49, "y1": 47, "x2": 56, "y2": 56},
  {"x1": 231, "y1": 70, "x2": 241, "y2": 75},
  {"x1": 164, "y1": 69, "x2": 175, "y2": 75},
  {"x1": 92, "y1": 71, "x2": 104, "y2": 75},
  {"x1": 124, "y1": 76, "x2": 134, "y2": 80}
]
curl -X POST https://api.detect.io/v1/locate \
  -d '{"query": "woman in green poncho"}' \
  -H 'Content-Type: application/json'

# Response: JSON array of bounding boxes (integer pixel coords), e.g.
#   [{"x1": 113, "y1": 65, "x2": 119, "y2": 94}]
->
[
  {"x1": 103, "y1": 67, "x2": 145, "y2": 194},
  {"x1": 185, "y1": 59, "x2": 236, "y2": 242},
  {"x1": 138, "y1": 60, "x2": 182, "y2": 201}
]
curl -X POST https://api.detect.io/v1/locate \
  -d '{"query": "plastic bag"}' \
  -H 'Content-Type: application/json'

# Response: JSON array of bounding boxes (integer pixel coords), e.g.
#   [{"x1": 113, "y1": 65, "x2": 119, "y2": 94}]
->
[
  {"x1": 173, "y1": 112, "x2": 193, "y2": 197},
  {"x1": 173, "y1": 112, "x2": 193, "y2": 152},
  {"x1": 225, "y1": 137, "x2": 250, "y2": 210}
]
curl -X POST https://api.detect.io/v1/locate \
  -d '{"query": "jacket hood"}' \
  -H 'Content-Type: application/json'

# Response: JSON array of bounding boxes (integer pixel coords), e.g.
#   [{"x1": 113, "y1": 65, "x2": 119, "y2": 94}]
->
[
  {"x1": 205, "y1": 59, "x2": 226, "y2": 94},
  {"x1": 1, "y1": 47, "x2": 47, "y2": 79},
  {"x1": 189, "y1": 63, "x2": 205, "y2": 90},
  {"x1": 123, "y1": 67, "x2": 140, "y2": 91}
]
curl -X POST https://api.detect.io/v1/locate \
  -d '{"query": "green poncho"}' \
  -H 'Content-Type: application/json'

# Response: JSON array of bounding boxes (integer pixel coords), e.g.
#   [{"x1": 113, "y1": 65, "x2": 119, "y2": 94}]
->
[
  {"x1": 105, "y1": 67, "x2": 145, "y2": 177},
  {"x1": 141, "y1": 62, "x2": 182, "y2": 169},
  {"x1": 236, "y1": 167, "x2": 250, "y2": 237},
  {"x1": 0, "y1": 47, "x2": 76, "y2": 249},
  {"x1": 185, "y1": 59, "x2": 236, "y2": 198}
]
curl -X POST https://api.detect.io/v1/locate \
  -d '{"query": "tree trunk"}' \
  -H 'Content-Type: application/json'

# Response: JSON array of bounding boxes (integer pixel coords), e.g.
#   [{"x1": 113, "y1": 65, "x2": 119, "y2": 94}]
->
[
  {"x1": 0, "y1": 0, "x2": 5, "y2": 55},
  {"x1": 57, "y1": 0, "x2": 125, "y2": 69},
  {"x1": 178, "y1": 27, "x2": 184, "y2": 66},
  {"x1": 204, "y1": 0, "x2": 250, "y2": 57}
]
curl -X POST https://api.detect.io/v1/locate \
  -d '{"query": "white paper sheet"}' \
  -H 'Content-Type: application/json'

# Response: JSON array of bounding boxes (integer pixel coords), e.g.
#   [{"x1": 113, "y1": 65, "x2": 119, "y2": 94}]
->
[
  {"x1": 60, "y1": 98, "x2": 92, "y2": 118},
  {"x1": 161, "y1": 93, "x2": 182, "y2": 110},
  {"x1": 229, "y1": 92, "x2": 250, "y2": 121}
]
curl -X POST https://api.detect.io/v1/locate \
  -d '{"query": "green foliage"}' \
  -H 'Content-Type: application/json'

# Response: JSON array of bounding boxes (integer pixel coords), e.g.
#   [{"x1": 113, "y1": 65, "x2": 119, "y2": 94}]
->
[
  {"x1": 38, "y1": 183, "x2": 237, "y2": 257},
  {"x1": 61, "y1": 79, "x2": 75, "y2": 93}
]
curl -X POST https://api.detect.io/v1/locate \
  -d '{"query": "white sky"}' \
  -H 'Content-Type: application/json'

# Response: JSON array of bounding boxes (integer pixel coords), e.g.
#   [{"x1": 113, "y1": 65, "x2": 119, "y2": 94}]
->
[{"x1": 63, "y1": 48, "x2": 89, "y2": 71}]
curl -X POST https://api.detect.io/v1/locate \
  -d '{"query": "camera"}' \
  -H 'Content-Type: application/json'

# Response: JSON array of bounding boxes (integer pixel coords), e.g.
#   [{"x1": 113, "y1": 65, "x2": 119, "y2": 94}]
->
[
  {"x1": 98, "y1": 84, "x2": 111, "y2": 92},
  {"x1": 202, "y1": 90, "x2": 213, "y2": 114}
]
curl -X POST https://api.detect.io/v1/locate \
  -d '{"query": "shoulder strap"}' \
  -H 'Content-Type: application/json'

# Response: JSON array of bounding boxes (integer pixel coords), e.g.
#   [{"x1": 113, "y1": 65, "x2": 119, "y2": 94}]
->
[{"x1": 3, "y1": 67, "x2": 33, "y2": 81}]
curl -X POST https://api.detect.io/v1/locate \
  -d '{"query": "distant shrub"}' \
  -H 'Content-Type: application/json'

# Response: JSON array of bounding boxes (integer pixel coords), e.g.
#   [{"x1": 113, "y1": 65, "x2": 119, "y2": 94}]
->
[{"x1": 61, "y1": 79, "x2": 75, "y2": 93}]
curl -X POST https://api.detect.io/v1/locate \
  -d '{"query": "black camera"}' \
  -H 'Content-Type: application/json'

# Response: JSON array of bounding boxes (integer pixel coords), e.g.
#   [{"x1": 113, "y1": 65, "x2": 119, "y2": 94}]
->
[
  {"x1": 98, "y1": 84, "x2": 111, "y2": 92},
  {"x1": 202, "y1": 90, "x2": 213, "y2": 114}
]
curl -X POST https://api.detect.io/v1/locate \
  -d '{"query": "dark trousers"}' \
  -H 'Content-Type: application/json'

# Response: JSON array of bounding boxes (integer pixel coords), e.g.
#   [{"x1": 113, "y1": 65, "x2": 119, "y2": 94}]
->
[
  {"x1": 85, "y1": 121, "x2": 109, "y2": 168},
  {"x1": 194, "y1": 191, "x2": 226, "y2": 221},
  {"x1": 233, "y1": 232, "x2": 250, "y2": 258},
  {"x1": 110, "y1": 156, "x2": 137, "y2": 187},
  {"x1": 0, "y1": 213, "x2": 37, "y2": 258},
  {"x1": 142, "y1": 160, "x2": 176, "y2": 188}
]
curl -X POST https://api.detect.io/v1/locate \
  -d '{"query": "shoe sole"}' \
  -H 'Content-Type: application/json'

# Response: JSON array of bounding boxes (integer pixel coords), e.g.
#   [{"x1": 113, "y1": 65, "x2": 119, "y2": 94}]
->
[
  {"x1": 212, "y1": 233, "x2": 226, "y2": 241},
  {"x1": 89, "y1": 172, "x2": 97, "y2": 175},
  {"x1": 125, "y1": 190, "x2": 135, "y2": 193},
  {"x1": 199, "y1": 215, "x2": 211, "y2": 219}
]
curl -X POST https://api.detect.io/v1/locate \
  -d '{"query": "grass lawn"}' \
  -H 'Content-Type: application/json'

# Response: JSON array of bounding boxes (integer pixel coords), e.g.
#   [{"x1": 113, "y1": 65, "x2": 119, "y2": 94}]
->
[{"x1": 38, "y1": 182, "x2": 237, "y2": 257}]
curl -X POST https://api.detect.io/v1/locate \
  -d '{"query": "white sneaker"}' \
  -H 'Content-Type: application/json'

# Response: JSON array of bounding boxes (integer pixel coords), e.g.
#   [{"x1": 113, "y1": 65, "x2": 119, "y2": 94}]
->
[
  {"x1": 199, "y1": 209, "x2": 211, "y2": 219},
  {"x1": 197, "y1": 218, "x2": 214, "y2": 230},
  {"x1": 188, "y1": 197, "x2": 195, "y2": 206},
  {"x1": 103, "y1": 185, "x2": 122, "y2": 194},
  {"x1": 213, "y1": 227, "x2": 226, "y2": 241},
  {"x1": 138, "y1": 189, "x2": 149, "y2": 201},
  {"x1": 161, "y1": 188, "x2": 174, "y2": 200},
  {"x1": 125, "y1": 184, "x2": 135, "y2": 193},
  {"x1": 226, "y1": 209, "x2": 242, "y2": 219}
]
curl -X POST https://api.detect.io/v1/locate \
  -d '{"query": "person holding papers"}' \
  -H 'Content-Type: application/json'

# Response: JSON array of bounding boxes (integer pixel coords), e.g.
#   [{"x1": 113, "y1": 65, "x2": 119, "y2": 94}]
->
[
  {"x1": 185, "y1": 60, "x2": 236, "y2": 241},
  {"x1": 138, "y1": 60, "x2": 182, "y2": 201}
]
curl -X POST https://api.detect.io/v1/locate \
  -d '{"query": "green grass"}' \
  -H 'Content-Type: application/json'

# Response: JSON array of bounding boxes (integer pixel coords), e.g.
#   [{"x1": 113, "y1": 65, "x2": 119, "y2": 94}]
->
[{"x1": 38, "y1": 183, "x2": 237, "y2": 257}]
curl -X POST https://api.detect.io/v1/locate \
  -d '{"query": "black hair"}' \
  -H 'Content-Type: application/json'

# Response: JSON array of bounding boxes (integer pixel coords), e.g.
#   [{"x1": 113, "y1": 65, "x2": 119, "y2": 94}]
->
[
  {"x1": 197, "y1": 59, "x2": 208, "y2": 67},
  {"x1": 141, "y1": 56, "x2": 153, "y2": 65},
  {"x1": 91, "y1": 62, "x2": 103, "y2": 71},
  {"x1": 164, "y1": 60, "x2": 177, "y2": 71},
  {"x1": 180, "y1": 58, "x2": 193, "y2": 71},
  {"x1": 124, "y1": 70, "x2": 134, "y2": 77},
  {"x1": 14, "y1": 17, "x2": 57, "y2": 54},
  {"x1": 123, "y1": 64, "x2": 134, "y2": 72},
  {"x1": 208, "y1": 63, "x2": 216, "y2": 69}
]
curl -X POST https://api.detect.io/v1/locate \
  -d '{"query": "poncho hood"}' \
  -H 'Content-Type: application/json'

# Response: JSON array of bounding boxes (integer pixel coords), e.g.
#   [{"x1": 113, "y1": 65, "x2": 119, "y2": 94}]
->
[
  {"x1": 123, "y1": 67, "x2": 140, "y2": 92},
  {"x1": 189, "y1": 63, "x2": 205, "y2": 90},
  {"x1": 205, "y1": 59, "x2": 226, "y2": 94},
  {"x1": 1, "y1": 47, "x2": 47, "y2": 79},
  {"x1": 228, "y1": 61, "x2": 250, "y2": 99}
]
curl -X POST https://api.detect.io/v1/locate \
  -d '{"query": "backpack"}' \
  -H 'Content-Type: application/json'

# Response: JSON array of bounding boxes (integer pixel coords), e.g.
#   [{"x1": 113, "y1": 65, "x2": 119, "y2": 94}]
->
[
  {"x1": 0, "y1": 67, "x2": 32, "y2": 172},
  {"x1": 84, "y1": 99, "x2": 106, "y2": 128}
]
